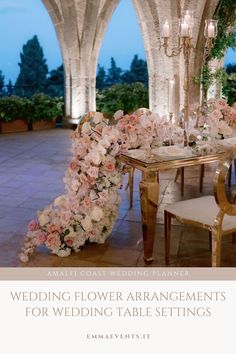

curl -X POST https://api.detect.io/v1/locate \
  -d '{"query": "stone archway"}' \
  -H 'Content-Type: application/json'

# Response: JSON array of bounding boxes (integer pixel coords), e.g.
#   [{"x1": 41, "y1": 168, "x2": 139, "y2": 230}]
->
[{"x1": 42, "y1": 0, "x2": 221, "y2": 122}]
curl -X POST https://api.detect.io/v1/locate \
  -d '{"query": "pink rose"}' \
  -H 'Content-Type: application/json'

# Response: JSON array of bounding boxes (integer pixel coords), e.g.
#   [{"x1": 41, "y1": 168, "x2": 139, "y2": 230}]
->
[
  {"x1": 28, "y1": 220, "x2": 40, "y2": 232},
  {"x1": 47, "y1": 224, "x2": 60, "y2": 233},
  {"x1": 60, "y1": 211, "x2": 71, "y2": 226},
  {"x1": 65, "y1": 238, "x2": 74, "y2": 247},
  {"x1": 81, "y1": 135, "x2": 91, "y2": 147},
  {"x1": 83, "y1": 196, "x2": 92, "y2": 208},
  {"x1": 87, "y1": 166, "x2": 99, "y2": 179},
  {"x1": 88, "y1": 230, "x2": 99, "y2": 241},
  {"x1": 214, "y1": 99, "x2": 228, "y2": 110},
  {"x1": 77, "y1": 183, "x2": 90, "y2": 198},
  {"x1": 36, "y1": 231, "x2": 47, "y2": 245},
  {"x1": 104, "y1": 160, "x2": 116, "y2": 172},
  {"x1": 45, "y1": 232, "x2": 61, "y2": 249},
  {"x1": 69, "y1": 160, "x2": 78, "y2": 170},
  {"x1": 126, "y1": 124, "x2": 135, "y2": 133}
]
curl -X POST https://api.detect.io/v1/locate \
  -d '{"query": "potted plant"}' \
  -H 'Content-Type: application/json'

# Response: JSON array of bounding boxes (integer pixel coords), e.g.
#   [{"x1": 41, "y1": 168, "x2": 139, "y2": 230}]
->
[
  {"x1": 29, "y1": 94, "x2": 64, "y2": 130},
  {"x1": 0, "y1": 96, "x2": 30, "y2": 133}
]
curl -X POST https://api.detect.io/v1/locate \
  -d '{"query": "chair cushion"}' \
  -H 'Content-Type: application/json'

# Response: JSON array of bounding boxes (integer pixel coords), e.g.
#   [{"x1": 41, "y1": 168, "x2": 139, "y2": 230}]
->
[{"x1": 165, "y1": 195, "x2": 236, "y2": 231}]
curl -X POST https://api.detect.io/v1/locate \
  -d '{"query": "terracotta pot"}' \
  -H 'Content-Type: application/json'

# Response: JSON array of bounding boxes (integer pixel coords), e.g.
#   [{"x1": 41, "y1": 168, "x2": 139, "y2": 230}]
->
[
  {"x1": 32, "y1": 120, "x2": 56, "y2": 131},
  {"x1": 0, "y1": 119, "x2": 28, "y2": 133}
]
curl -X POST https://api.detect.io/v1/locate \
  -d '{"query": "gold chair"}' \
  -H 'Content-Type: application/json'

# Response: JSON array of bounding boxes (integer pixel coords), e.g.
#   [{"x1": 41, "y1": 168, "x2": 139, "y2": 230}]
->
[
  {"x1": 164, "y1": 147, "x2": 236, "y2": 267},
  {"x1": 175, "y1": 165, "x2": 205, "y2": 196}
]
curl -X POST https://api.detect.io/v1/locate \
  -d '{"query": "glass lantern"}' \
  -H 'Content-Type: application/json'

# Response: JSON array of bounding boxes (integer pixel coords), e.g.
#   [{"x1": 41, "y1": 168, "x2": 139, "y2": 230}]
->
[
  {"x1": 161, "y1": 20, "x2": 170, "y2": 38},
  {"x1": 179, "y1": 11, "x2": 194, "y2": 38},
  {"x1": 204, "y1": 19, "x2": 218, "y2": 38},
  {"x1": 183, "y1": 10, "x2": 194, "y2": 28}
]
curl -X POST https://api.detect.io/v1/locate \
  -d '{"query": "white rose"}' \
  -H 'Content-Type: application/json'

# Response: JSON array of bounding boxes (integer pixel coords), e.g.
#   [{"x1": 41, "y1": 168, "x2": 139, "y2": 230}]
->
[
  {"x1": 38, "y1": 213, "x2": 50, "y2": 226},
  {"x1": 19, "y1": 253, "x2": 29, "y2": 263},
  {"x1": 57, "y1": 248, "x2": 71, "y2": 257},
  {"x1": 54, "y1": 195, "x2": 66, "y2": 207},
  {"x1": 114, "y1": 110, "x2": 123, "y2": 121},
  {"x1": 87, "y1": 150, "x2": 101, "y2": 165},
  {"x1": 81, "y1": 216, "x2": 93, "y2": 231},
  {"x1": 90, "y1": 206, "x2": 103, "y2": 221}
]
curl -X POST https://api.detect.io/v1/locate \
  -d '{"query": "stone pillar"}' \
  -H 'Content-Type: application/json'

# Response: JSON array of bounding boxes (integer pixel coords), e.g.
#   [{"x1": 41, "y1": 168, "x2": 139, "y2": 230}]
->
[
  {"x1": 208, "y1": 58, "x2": 224, "y2": 99},
  {"x1": 42, "y1": 0, "x2": 119, "y2": 124}
]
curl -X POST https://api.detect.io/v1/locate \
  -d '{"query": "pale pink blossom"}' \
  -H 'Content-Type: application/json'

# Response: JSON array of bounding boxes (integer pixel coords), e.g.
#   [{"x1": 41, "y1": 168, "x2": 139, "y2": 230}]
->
[
  {"x1": 48, "y1": 224, "x2": 61, "y2": 233},
  {"x1": 114, "y1": 110, "x2": 124, "y2": 121},
  {"x1": 28, "y1": 220, "x2": 40, "y2": 232},
  {"x1": 87, "y1": 166, "x2": 99, "y2": 179},
  {"x1": 45, "y1": 233, "x2": 61, "y2": 249},
  {"x1": 36, "y1": 231, "x2": 47, "y2": 245},
  {"x1": 104, "y1": 160, "x2": 116, "y2": 172},
  {"x1": 82, "y1": 196, "x2": 92, "y2": 208},
  {"x1": 60, "y1": 211, "x2": 71, "y2": 226},
  {"x1": 69, "y1": 160, "x2": 78, "y2": 170}
]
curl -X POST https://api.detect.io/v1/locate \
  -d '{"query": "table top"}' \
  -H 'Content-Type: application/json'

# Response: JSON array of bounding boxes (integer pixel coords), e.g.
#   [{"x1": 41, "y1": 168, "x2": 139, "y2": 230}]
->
[{"x1": 119, "y1": 143, "x2": 230, "y2": 172}]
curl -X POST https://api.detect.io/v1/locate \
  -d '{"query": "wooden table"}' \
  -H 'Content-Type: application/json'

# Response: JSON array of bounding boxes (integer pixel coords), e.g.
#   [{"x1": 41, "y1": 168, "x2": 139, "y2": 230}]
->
[{"x1": 120, "y1": 147, "x2": 227, "y2": 265}]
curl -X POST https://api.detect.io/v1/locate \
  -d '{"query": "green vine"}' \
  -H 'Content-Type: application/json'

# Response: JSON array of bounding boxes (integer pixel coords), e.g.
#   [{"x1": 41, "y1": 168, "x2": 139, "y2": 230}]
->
[
  {"x1": 193, "y1": 0, "x2": 236, "y2": 102},
  {"x1": 210, "y1": 0, "x2": 236, "y2": 60}
]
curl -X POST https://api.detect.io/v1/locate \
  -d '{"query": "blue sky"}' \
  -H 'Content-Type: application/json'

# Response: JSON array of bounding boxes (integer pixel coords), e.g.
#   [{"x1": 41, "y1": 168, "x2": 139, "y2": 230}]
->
[{"x1": 0, "y1": 0, "x2": 235, "y2": 83}]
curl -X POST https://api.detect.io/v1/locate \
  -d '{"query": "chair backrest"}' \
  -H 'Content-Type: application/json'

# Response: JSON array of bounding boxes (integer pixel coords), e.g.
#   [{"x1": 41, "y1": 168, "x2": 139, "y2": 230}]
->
[{"x1": 214, "y1": 147, "x2": 236, "y2": 216}]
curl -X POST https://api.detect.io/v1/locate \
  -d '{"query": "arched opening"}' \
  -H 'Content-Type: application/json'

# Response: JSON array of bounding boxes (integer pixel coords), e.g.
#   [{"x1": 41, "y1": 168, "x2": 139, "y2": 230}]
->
[{"x1": 96, "y1": 0, "x2": 148, "y2": 117}]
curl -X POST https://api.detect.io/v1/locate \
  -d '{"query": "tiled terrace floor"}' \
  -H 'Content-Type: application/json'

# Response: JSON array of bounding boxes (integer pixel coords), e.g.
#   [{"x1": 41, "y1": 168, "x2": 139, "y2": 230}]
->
[{"x1": 0, "y1": 128, "x2": 236, "y2": 267}]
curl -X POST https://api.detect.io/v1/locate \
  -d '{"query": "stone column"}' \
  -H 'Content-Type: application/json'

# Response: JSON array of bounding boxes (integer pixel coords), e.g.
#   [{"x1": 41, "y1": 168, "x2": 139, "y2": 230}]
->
[{"x1": 42, "y1": 0, "x2": 119, "y2": 124}]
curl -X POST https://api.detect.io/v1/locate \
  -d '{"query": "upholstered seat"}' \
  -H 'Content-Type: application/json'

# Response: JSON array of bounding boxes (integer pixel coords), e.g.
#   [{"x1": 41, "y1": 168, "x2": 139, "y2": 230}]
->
[
  {"x1": 165, "y1": 195, "x2": 236, "y2": 231},
  {"x1": 164, "y1": 147, "x2": 236, "y2": 267}
]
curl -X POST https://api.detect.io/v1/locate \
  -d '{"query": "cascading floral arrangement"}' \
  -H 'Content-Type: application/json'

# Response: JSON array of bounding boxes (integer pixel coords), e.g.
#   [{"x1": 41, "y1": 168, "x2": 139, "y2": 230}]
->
[{"x1": 19, "y1": 109, "x2": 166, "y2": 262}]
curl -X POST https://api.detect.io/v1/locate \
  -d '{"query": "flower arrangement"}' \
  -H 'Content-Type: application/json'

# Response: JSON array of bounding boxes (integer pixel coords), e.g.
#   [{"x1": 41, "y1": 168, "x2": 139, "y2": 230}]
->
[
  {"x1": 20, "y1": 109, "x2": 170, "y2": 262},
  {"x1": 192, "y1": 98, "x2": 236, "y2": 139}
]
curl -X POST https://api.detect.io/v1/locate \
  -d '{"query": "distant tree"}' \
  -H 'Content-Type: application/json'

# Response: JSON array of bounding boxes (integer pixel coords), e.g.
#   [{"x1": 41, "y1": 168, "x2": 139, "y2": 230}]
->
[
  {"x1": 6, "y1": 80, "x2": 14, "y2": 96},
  {"x1": 46, "y1": 65, "x2": 64, "y2": 97},
  {"x1": 15, "y1": 35, "x2": 48, "y2": 97},
  {"x1": 96, "y1": 64, "x2": 106, "y2": 90},
  {"x1": 0, "y1": 70, "x2": 5, "y2": 97},
  {"x1": 226, "y1": 63, "x2": 236, "y2": 74},
  {"x1": 96, "y1": 82, "x2": 148, "y2": 116},
  {"x1": 122, "y1": 54, "x2": 148, "y2": 86},
  {"x1": 223, "y1": 74, "x2": 236, "y2": 105},
  {"x1": 106, "y1": 57, "x2": 122, "y2": 86}
]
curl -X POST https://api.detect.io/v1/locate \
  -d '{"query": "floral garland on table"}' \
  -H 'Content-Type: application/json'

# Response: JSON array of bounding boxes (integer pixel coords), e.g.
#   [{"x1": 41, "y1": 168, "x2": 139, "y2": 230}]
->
[{"x1": 20, "y1": 109, "x2": 168, "y2": 262}]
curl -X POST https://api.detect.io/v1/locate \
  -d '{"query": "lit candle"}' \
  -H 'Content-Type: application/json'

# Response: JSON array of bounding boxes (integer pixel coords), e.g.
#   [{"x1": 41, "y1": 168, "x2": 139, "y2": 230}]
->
[
  {"x1": 162, "y1": 20, "x2": 170, "y2": 38},
  {"x1": 207, "y1": 22, "x2": 215, "y2": 38},
  {"x1": 184, "y1": 12, "x2": 191, "y2": 25},
  {"x1": 168, "y1": 79, "x2": 175, "y2": 114},
  {"x1": 181, "y1": 22, "x2": 189, "y2": 37}
]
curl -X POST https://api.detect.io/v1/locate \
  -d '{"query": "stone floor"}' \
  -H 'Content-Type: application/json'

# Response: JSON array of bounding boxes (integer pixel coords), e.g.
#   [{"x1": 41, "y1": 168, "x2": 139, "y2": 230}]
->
[{"x1": 0, "y1": 128, "x2": 236, "y2": 267}]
